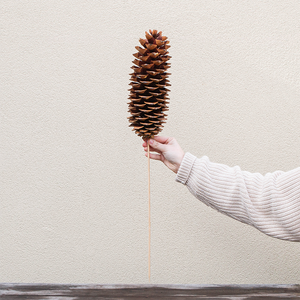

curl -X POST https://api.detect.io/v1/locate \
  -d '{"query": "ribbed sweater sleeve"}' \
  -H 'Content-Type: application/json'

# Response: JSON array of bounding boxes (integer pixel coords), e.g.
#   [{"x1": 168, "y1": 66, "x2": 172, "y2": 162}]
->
[{"x1": 176, "y1": 152, "x2": 300, "y2": 242}]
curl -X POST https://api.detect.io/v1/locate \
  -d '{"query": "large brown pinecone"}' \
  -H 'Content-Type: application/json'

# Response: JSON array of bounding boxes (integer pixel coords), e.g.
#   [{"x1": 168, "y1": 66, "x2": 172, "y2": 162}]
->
[{"x1": 128, "y1": 30, "x2": 171, "y2": 139}]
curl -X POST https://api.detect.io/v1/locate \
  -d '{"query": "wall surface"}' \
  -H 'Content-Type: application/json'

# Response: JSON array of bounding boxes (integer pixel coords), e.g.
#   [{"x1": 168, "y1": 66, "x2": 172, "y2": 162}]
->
[{"x1": 1, "y1": 0, "x2": 300, "y2": 284}]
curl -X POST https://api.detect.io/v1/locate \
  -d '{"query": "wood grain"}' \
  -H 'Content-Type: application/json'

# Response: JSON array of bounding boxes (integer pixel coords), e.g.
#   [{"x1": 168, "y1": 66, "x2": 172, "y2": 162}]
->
[{"x1": 0, "y1": 284, "x2": 300, "y2": 299}]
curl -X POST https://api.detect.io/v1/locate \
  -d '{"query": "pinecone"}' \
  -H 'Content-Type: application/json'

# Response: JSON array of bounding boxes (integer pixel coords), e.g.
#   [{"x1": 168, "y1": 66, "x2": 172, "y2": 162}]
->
[{"x1": 128, "y1": 30, "x2": 171, "y2": 139}]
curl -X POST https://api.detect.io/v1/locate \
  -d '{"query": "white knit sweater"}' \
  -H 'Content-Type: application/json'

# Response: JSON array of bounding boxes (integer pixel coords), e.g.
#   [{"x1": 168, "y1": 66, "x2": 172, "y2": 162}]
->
[{"x1": 176, "y1": 152, "x2": 300, "y2": 242}]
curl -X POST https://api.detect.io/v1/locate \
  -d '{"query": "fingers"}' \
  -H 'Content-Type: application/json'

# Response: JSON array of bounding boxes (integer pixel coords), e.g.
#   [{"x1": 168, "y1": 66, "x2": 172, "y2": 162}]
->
[
  {"x1": 143, "y1": 146, "x2": 160, "y2": 153},
  {"x1": 152, "y1": 136, "x2": 171, "y2": 144},
  {"x1": 148, "y1": 138, "x2": 167, "y2": 153},
  {"x1": 145, "y1": 152, "x2": 162, "y2": 161},
  {"x1": 142, "y1": 136, "x2": 172, "y2": 147}
]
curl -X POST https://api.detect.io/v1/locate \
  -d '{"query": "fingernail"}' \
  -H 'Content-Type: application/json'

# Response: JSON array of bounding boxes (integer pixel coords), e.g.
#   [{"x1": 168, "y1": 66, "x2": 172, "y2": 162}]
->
[{"x1": 149, "y1": 139, "x2": 153, "y2": 145}]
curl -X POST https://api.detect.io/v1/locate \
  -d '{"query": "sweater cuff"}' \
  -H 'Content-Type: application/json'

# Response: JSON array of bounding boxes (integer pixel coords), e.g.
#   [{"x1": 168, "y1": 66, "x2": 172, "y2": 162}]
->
[{"x1": 175, "y1": 152, "x2": 197, "y2": 185}]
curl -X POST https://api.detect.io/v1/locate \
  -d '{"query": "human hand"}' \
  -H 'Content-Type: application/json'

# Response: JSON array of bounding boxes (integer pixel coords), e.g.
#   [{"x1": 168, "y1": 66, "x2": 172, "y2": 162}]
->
[{"x1": 142, "y1": 136, "x2": 185, "y2": 174}]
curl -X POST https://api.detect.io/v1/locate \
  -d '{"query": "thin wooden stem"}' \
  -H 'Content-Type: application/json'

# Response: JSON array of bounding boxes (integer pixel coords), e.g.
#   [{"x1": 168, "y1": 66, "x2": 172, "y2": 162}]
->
[{"x1": 148, "y1": 141, "x2": 151, "y2": 282}]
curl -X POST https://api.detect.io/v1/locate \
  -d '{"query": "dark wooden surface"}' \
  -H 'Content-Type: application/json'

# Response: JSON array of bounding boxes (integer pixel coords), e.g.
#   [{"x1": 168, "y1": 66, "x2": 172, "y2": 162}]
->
[{"x1": 0, "y1": 284, "x2": 300, "y2": 299}]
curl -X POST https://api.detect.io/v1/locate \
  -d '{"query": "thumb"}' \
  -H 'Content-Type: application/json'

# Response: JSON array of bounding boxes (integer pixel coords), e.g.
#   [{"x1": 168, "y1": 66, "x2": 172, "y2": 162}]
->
[{"x1": 149, "y1": 138, "x2": 167, "y2": 153}]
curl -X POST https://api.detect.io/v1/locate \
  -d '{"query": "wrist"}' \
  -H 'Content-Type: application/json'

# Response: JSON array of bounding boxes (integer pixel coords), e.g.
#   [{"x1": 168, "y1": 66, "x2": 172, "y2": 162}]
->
[{"x1": 174, "y1": 152, "x2": 185, "y2": 174}]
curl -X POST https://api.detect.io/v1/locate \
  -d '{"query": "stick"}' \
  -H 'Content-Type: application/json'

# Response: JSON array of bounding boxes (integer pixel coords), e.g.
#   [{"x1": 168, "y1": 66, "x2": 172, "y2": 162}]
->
[{"x1": 148, "y1": 141, "x2": 151, "y2": 282}]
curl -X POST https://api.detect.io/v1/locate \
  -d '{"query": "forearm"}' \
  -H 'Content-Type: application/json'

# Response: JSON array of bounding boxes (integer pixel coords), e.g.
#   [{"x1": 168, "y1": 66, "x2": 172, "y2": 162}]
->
[{"x1": 176, "y1": 153, "x2": 300, "y2": 242}]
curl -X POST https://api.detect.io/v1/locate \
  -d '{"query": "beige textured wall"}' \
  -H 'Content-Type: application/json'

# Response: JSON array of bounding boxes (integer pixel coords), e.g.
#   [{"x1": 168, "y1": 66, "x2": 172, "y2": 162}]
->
[{"x1": 1, "y1": 0, "x2": 300, "y2": 284}]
